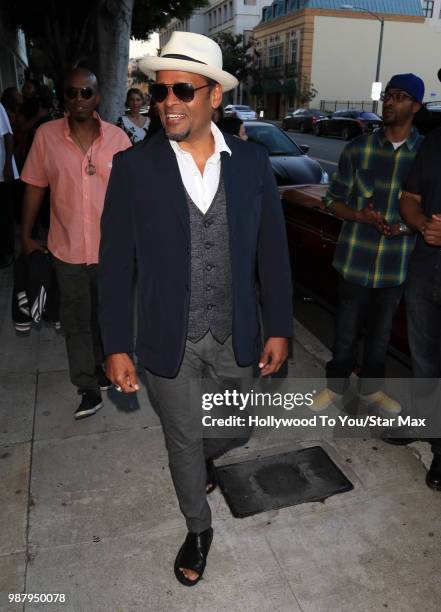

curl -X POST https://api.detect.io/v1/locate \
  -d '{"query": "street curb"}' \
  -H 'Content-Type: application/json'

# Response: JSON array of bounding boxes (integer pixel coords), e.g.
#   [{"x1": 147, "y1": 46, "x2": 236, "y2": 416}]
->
[{"x1": 294, "y1": 318, "x2": 332, "y2": 366}]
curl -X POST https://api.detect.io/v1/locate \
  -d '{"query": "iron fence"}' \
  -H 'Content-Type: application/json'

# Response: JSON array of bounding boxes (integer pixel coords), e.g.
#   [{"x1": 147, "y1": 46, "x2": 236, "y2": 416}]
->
[{"x1": 320, "y1": 100, "x2": 375, "y2": 112}]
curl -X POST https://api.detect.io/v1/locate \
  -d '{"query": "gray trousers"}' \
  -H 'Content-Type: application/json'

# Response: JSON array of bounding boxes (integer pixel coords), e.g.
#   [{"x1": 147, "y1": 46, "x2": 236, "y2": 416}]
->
[
  {"x1": 54, "y1": 258, "x2": 103, "y2": 393},
  {"x1": 145, "y1": 332, "x2": 254, "y2": 533}
]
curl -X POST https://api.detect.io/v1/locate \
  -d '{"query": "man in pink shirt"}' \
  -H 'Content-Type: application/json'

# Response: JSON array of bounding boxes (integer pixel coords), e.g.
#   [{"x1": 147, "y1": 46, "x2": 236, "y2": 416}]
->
[{"x1": 20, "y1": 68, "x2": 131, "y2": 419}]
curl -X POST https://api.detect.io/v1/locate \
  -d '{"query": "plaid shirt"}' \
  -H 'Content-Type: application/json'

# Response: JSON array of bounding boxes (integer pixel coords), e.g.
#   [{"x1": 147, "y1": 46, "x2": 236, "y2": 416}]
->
[{"x1": 325, "y1": 128, "x2": 423, "y2": 288}]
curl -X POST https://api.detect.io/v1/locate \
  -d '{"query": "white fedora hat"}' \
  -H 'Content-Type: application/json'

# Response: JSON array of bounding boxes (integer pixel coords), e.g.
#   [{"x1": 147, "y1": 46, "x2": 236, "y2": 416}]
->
[{"x1": 139, "y1": 32, "x2": 238, "y2": 92}]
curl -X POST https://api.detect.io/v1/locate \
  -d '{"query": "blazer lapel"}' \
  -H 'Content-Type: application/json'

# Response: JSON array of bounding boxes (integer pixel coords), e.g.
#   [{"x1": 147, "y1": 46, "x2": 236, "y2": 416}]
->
[
  {"x1": 221, "y1": 149, "x2": 239, "y2": 242},
  {"x1": 151, "y1": 134, "x2": 190, "y2": 242}
]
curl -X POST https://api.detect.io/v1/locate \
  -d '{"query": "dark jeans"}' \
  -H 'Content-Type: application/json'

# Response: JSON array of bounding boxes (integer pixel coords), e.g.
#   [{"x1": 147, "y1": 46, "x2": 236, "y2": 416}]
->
[
  {"x1": 54, "y1": 258, "x2": 103, "y2": 393},
  {"x1": 327, "y1": 276, "x2": 403, "y2": 395},
  {"x1": 405, "y1": 272, "x2": 441, "y2": 456},
  {"x1": 0, "y1": 181, "x2": 15, "y2": 256}
]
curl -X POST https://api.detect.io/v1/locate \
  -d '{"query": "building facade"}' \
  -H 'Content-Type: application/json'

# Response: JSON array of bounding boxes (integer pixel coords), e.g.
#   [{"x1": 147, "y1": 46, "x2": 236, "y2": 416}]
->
[
  {"x1": 422, "y1": 0, "x2": 441, "y2": 29},
  {"x1": 159, "y1": 10, "x2": 206, "y2": 48},
  {"x1": 252, "y1": 0, "x2": 441, "y2": 119},
  {"x1": 0, "y1": 19, "x2": 28, "y2": 94},
  {"x1": 159, "y1": 1, "x2": 272, "y2": 47}
]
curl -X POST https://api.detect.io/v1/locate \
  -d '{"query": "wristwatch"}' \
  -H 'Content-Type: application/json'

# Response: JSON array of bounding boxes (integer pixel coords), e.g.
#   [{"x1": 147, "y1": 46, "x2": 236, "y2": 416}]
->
[{"x1": 398, "y1": 222, "x2": 409, "y2": 234}]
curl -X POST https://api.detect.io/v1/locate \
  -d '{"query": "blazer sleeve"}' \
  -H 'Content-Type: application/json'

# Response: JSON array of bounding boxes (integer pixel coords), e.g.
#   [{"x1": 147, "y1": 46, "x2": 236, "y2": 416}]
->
[
  {"x1": 257, "y1": 150, "x2": 293, "y2": 338},
  {"x1": 98, "y1": 151, "x2": 136, "y2": 356}
]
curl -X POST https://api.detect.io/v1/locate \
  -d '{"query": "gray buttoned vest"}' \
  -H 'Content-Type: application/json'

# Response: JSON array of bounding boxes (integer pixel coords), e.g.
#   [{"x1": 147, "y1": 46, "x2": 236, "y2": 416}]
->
[{"x1": 185, "y1": 176, "x2": 233, "y2": 343}]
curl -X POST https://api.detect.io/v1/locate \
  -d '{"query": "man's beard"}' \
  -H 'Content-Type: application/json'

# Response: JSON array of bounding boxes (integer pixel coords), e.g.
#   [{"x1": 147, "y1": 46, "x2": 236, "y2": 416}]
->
[{"x1": 166, "y1": 128, "x2": 191, "y2": 142}]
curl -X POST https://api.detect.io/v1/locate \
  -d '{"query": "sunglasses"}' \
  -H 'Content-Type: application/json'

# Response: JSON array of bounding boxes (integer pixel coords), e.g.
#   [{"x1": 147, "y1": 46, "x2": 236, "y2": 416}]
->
[
  {"x1": 149, "y1": 82, "x2": 210, "y2": 103},
  {"x1": 64, "y1": 86, "x2": 95, "y2": 100},
  {"x1": 380, "y1": 90, "x2": 414, "y2": 103}
]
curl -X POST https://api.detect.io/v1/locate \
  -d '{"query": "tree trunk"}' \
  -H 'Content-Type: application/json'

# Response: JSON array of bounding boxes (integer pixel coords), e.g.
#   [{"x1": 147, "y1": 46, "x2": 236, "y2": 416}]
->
[{"x1": 94, "y1": 0, "x2": 135, "y2": 123}]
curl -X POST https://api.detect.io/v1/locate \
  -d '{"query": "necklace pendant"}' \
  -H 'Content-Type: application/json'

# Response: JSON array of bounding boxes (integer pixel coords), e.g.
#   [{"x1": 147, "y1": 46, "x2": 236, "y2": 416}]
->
[{"x1": 86, "y1": 163, "x2": 96, "y2": 175}]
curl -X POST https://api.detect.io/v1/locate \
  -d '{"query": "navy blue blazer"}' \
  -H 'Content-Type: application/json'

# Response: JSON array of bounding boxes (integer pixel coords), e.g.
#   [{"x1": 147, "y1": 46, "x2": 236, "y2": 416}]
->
[{"x1": 99, "y1": 129, "x2": 293, "y2": 377}]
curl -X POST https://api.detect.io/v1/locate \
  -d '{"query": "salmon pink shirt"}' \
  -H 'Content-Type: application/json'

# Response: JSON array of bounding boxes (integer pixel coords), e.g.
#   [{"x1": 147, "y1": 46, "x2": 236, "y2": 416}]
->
[{"x1": 21, "y1": 113, "x2": 131, "y2": 264}]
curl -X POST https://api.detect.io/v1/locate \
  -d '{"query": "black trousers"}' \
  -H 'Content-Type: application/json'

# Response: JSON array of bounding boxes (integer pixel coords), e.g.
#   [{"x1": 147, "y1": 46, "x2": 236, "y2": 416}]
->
[
  {"x1": 0, "y1": 181, "x2": 15, "y2": 256},
  {"x1": 327, "y1": 276, "x2": 403, "y2": 394},
  {"x1": 53, "y1": 258, "x2": 103, "y2": 393},
  {"x1": 405, "y1": 271, "x2": 441, "y2": 456}
]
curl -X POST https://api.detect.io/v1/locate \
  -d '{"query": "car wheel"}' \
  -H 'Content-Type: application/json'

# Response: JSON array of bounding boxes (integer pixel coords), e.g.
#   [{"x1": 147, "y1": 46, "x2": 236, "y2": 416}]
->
[{"x1": 342, "y1": 127, "x2": 351, "y2": 141}]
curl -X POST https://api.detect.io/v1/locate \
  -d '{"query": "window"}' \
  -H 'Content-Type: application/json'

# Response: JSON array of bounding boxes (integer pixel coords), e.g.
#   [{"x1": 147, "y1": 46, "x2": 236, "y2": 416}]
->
[
  {"x1": 423, "y1": 1, "x2": 434, "y2": 18},
  {"x1": 245, "y1": 124, "x2": 302, "y2": 156},
  {"x1": 243, "y1": 30, "x2": 252, "y2": 45},
  {"x1": 224, "y1": 4, "x2": 227, "y2": 21},
  {"x1": 289, "y1": 31, "x2": 299, "y2": 65},
  {"x1": 268, "y1": 44, "x2": 283, "y2": 68},
  {"x1": 229, "y1": 1, "x2": 233, "y2": 19}
]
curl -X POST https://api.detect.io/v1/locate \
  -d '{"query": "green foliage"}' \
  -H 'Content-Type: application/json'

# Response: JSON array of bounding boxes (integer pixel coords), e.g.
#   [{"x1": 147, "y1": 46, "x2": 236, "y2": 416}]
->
[
  {"x1": 0, "y1": 0, "x2": 208, "y2": 77},
  {"x1": 298, "y1": 77, "x2": 318, "y2": 104},
  {"x1": 130, "y1": 65, "x2": 151, "y2": 85},
  {"x1": 212, "y1": 32, "x2": 252, "y2": 81},
  {"x1": 131, "y1": 0, "x2": 207, "y2": 40}
]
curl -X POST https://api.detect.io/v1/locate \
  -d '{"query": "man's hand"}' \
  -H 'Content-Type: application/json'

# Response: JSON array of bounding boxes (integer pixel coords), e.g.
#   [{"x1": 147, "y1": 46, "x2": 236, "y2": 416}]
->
[
  {"x1": 259, "y1": 337, "x2": 288, "y2": 377},
  {"x1": 22, "y1": 238, "x2": 46, "y2": 256},
  {"x1": 356, "y1": 203, "x2": 389, "y2": 234},
  {"x1": 382, "y1": 223, "x2": 407, "y2": 238},
  {"x1": 422, "y1": 215, "x2": 441, "y2": 246},
  {"x1": 106, "y1": 353, "x2": 139, "y2": 393}
]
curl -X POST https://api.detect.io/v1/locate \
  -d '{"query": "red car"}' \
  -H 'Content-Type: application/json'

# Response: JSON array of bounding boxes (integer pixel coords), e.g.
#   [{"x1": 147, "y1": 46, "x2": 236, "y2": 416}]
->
[{"x1": 281, "y1": 185, "x2": 409, "y2": 358}]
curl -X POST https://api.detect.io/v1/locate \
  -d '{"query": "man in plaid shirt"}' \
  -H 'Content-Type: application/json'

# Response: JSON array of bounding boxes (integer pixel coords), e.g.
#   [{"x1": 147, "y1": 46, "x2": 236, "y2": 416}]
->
[{"x1": 313, "y1": 74, "x2": 424, "y2": 413}]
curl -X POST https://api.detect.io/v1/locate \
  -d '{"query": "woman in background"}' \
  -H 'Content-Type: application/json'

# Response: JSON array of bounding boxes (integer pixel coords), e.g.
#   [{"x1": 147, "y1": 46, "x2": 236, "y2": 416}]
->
[{"x1": 116, "y1": 87, "x2": 150, "y2": 145}]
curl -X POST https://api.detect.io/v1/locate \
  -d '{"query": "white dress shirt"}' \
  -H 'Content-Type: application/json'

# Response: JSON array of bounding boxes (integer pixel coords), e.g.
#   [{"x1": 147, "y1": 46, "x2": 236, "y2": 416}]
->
[
  {"x1": 0, "y1": 102, "x2": 18, "y2": 182},
  {"x1": 169, "y1": 121, "x2": 231, "y2": 215}
]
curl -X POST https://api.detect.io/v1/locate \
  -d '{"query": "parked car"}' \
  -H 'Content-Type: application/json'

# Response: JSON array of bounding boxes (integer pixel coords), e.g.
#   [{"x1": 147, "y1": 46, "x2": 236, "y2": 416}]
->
[
  {"x1": 224, "y1": 104, "x2": 257, "y2": 120},
  {"x1": 281, "y1": 185, "x2": 409, "y2": 357},
  {"x1": 243, "y1": 121, "x2": 329, "y2": 186},
  {"x1": 314, "y1": 110, "x2": 382, "y2": 140},
  {"x1": 281, "y1": 108, "x2": 327, "y2": 133}
]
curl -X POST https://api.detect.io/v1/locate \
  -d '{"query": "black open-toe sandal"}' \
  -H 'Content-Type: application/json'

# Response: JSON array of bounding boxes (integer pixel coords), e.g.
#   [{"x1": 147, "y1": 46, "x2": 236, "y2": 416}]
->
[
  {"x1": 205, "y1": 458, "x2": 217, "y2": 495},
  {"x1": 174, "y1": 527, "x2": 213, "y2": 587}
]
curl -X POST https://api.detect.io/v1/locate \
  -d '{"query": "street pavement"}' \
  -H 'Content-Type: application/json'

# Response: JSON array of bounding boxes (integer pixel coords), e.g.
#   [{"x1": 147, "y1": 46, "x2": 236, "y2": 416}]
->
[{"x1": 1, "y1": 262, "x2": 440, "y2": 612}]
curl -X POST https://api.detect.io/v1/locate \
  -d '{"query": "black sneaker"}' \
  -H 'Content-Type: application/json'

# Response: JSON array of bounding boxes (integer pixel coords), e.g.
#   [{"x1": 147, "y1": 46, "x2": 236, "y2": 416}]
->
[
  {"x1": 95, "y1": 365, "x2": 113, "y2": 391},
  {"x1": 75, "y1": 391, "x2": 103, "y2": 420}
]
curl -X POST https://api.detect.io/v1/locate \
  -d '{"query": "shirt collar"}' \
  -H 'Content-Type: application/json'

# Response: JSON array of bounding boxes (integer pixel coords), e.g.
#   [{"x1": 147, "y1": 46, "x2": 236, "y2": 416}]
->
[
  {"x1": 376, "y1": 126, "x2": 420, "y2": 151},
  {"x1": 64, "y1": 111, "x2": 104, "y2": 140},
  {"x1": 169, "y1": 121, "x2": 232, "y2": 158}
]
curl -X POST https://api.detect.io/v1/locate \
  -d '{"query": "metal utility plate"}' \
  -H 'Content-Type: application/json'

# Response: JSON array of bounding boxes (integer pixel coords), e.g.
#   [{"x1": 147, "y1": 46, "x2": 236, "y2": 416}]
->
[{"x1": 216, "y1": 445, "x2": 353, "y2": 518}]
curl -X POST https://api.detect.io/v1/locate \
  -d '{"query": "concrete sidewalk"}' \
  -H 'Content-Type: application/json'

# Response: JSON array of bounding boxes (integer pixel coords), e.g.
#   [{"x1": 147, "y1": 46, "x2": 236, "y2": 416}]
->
[{"x1": 1, "y1": 264, "x2": 440, "y2": 612}]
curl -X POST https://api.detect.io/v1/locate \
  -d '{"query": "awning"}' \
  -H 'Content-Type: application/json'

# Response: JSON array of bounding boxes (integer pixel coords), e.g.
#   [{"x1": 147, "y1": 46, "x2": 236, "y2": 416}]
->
[
  {"x1": 263, "y1": 79, "x2": 282, "y2": 93},
  {"x1": 282, "y1": 79, "x2": 297, "y2": 96}
]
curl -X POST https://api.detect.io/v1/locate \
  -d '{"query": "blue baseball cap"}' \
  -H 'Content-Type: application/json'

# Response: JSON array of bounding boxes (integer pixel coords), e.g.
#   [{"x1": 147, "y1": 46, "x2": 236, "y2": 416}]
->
[{"x1": 386, "y1": 73, "x2": 425, "y2": 103}]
